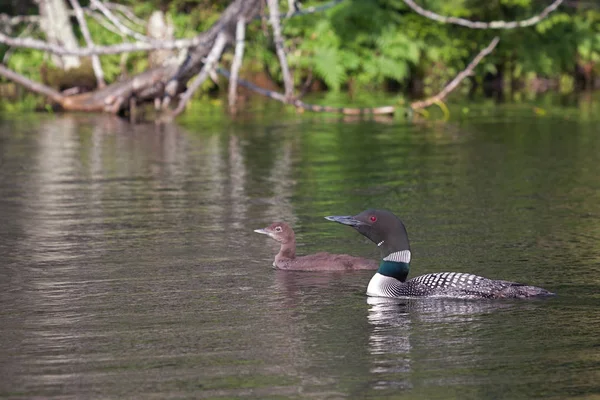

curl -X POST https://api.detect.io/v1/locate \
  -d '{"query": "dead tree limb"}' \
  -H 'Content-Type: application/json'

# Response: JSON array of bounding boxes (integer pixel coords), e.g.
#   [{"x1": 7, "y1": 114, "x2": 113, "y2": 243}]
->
[
  {"x1": 104, "y1": 2, "x2": 146, "y2": 28},
  {"x1": 411, "y1": 36, "x2": 500, "y2": 110},
  {"x1": 172, "y1": 32, "x2": 228, "y2": 117},
  {"x1": 403, "y1": 0, "x2": 563, "y2": 29},
  {"x1": 0, "y1": 0, "x2": 262, "y2": 115},
  {"x1": 0, "y1": 31, "x2": 203, "y2": 56},
  {"x1": 90, "y1": 0, "x2": 152, "y2": 42},
  {"x1": 2, "y1": 22, "x2": 35, "y2": 63},
  {"x1": 267, "y1": 0, "x2": 294, "y2": 99},
  {"x1": 228, "y1": 18, "x2": 246, "y2": 112},
  {"x1": 68, "y1": 0, "x2": 105, "y2": 88},
  {"x1": 218, "y1": 68, "x2": 396, "y2": 115},
  {"x1": 0, "y1": 63, "x2": 64, "y2": 103}
]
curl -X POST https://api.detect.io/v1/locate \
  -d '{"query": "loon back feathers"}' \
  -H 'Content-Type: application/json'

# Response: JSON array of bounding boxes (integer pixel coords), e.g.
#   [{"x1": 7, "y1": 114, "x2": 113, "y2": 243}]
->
[{"x1": 368, "y1": 272, "x2": 554, "y2": 299}]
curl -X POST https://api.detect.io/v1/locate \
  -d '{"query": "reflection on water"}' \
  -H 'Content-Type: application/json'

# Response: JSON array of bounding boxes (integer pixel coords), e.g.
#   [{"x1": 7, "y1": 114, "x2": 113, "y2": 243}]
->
[
  {"x1": 366, "y1": 297, "x2": 518, "y2": 391},
  {"x1": 0, "y1": 110, "x2": 599, "y2": 399}
]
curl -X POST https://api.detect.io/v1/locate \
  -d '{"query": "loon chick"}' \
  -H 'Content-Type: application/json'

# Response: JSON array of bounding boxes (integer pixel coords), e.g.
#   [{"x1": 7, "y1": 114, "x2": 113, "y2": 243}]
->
[
  {"x1": 254, "y1": 222, "x2": 378, "y2": 271},
  {"x1": 325, "y1": 209, "x2": 555, "y2": 299}
]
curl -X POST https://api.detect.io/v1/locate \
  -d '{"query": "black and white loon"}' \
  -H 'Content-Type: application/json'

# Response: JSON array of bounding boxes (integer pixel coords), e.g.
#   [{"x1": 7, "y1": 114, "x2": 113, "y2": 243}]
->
[{"x1": 325, "y1": 209, "x2": 555, "y2": 299}]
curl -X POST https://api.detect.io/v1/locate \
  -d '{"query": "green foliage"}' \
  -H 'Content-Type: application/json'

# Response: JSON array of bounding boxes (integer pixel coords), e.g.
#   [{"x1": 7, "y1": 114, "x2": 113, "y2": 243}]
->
[{"x1": 1, "y1": 0, "x2": 600, "y2": 102}]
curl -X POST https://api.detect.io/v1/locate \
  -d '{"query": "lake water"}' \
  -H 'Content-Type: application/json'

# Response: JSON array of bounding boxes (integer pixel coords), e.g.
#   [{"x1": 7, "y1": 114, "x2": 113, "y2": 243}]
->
[{"x1": 0, "y1": 104, "x2": 599, "y2": 399}]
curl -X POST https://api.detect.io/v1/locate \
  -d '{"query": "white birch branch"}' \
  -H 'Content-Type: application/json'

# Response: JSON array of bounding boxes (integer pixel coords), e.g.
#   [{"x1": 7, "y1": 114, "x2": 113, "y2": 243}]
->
[
  {"x1": 0, "y1": 31, "x2": 204, "y2": 55},
  {"x1": 228, "y1": 18, "x2": 246, "y2": 112},
  {"x1": 172, "y1": 32, "x2": 228, "y2": 116},
  {"x1": 104, "y1": 2, "x2": 146, "y2": 28},
  {"x1": 85, "y1": 9, "x2": 128, "y2": 37},
  {"x1": 267, "y1": 0, "x2": 294, "y2": 99},
  {"x1": 68, "y1": 0, "x2": 105, "y2": 87},
  {"x1": 90, "y1": 0, "x2": 152, "y2": 42},
  {"x1": 411, "y1": 36, "x2": 500, "y2": 110},
  {"x1": 402, "y1": 0, "x2": 564, "y2": 29}
]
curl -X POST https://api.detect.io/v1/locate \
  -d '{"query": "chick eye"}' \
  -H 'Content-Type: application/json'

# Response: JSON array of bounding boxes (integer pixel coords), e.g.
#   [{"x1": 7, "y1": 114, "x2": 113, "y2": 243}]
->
[
  {"x1": 275, "y1": 226, "x2": 282, "y2": 232},
  {"x1": 370, "y1": 216, "x2": 377, "y2": 222}
]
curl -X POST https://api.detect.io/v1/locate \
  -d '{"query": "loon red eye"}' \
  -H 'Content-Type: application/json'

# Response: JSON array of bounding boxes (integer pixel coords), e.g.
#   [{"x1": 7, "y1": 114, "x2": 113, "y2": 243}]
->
[{"x1": 370, "y1": 216, "x2": 377, "y2": 222}]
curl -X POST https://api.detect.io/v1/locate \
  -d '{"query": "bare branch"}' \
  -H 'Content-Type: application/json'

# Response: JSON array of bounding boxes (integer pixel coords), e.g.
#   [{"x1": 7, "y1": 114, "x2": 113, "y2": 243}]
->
[
  {"x1": 0, "y1": 31, "x2": 204, "y2": 55},
  {"x1": 0, "y1": 63, "x2": 64, "y2": 104},
  {"x1": 403, "y1": 0, "x2": 563, "y2": 29},
  {"x1": 267, "y1": 0, "x2": 294, "y2": 99},
  {"x1": 3, "y1": 22, "x2": 35, "y2": 63},
  {"x1": 90, "y1": 0, "x2": 152, "y2": 42},
  {"x1": 104, "y1": 2, "x2": 146, "y2": 28},
  {"x1": 68, "y1": 0, "x2": 105, "y2": 88},
  {"x1": 172, "y1": 32, "x2": 228, "y2": 116},
  {"x1": 85, "y1": 9, "x2": 127, "y2": 37},
  {"x1": 218, "y1": 68, "x2": 396, "y2": 115},
  {"x1": 228, "y1": 18, "x2": 246, "y2": 112},
  {"x1": 268, "y1": 0, "x2": 345, "y2": 19},
  {"x1": 411, "y1": 36, "x2": 500, "y2": 110}
]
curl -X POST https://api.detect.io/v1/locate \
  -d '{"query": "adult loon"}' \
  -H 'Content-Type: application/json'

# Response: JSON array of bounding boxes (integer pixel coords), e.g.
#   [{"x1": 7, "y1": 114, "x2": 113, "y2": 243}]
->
[
  {"x1": 325, "y1": 209, "x2": 555, "y2": 299},
  {"x1": 254, "y1": 222, "x2": 378, "y2": 271}
]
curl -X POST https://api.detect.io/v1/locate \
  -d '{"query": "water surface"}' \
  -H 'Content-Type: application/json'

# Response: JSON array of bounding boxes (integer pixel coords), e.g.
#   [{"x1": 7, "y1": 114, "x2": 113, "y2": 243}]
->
[{"x1": 0, "y1": 107, "x2": 599, "y2": 399}]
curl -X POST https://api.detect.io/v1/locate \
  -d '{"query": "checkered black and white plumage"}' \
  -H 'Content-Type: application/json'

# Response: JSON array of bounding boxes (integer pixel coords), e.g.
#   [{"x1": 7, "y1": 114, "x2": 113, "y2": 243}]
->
[{"x1": 367, "y1": 271, "x2": 552, "y2": 299}]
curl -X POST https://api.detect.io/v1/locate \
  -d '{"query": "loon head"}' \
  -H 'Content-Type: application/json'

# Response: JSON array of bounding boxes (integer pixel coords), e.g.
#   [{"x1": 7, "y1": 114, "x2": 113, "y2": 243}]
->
[
  {"x1": 254, "y1": 222, "x2": 295, "y2": 244},
  {"x1": 325, "y1": 209, "x2": 410, "y2": 259}
]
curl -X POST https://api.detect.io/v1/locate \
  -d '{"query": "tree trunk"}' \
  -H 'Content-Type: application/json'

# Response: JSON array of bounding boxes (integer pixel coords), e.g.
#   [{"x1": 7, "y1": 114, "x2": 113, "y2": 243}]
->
[
  {"x1": 147, "y1": 11, "x2": 175, "y2": 68},
  {"x1": 34, "y1": 0, "x2": 81, "y2": 70}
]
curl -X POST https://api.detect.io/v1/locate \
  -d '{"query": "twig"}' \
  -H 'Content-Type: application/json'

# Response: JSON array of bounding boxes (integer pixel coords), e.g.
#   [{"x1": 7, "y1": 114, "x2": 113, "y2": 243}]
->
[
  {"x1": 172, "y1": 32, "x2": 228, "y2": 116},
  {"x1": 68, "y1": 0, "x2": 105, "y2": 88},
  {"x1": 228, "y1": 18, "x2": 246, "y2": 112},
  {"x1": 3, "y1": 22, "x2": 35, "y2": 63},
  {"x1": 255, "y1": 0, "x2": 345, "y2": 20},
  {"x1": 410, "y1": 36, "x2": 500, "y2": 110},
  {"x1": 90, "y1": 0, "x2": 152, "y2": 42},
  {"x1": 85, "y1": 9, "x2": 127, "y2": 37},
  {"x1": 0, "y1": 63, "x2": 64, "y2": 104},
  {"x1": 286, "y1": 0, "x2": 298, "y2": 18},
  {"x1": 267, "y1": 0, "x2": 294, "y2": 99},
  {"x1": 0, "y1": 31, "x2": 204, "y2": 56},
  {"x1": 104, "y1": 2, "x2": 146, "y2": 28},
  {"x1": 403, "y1": 0, "x2": 563, "y2": 29},
  {"x1": 218, "y1": 68, "x2": 396, "y2": 115}
]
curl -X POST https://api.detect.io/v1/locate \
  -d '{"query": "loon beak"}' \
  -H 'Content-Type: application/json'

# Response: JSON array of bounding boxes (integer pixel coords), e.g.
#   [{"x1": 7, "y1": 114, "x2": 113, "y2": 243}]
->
[
  {"x1": 324, "y1": 215, "x2": 365, "y2": 227},
  {"x1": 254, "y1": 228, "x2": 270, "y2": 235}
]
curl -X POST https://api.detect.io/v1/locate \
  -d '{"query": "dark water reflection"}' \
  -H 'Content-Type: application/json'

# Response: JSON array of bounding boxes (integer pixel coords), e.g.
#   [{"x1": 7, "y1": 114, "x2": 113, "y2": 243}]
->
[{"x1": 0, "y1": 111, "x2": 599, "y2": 399}]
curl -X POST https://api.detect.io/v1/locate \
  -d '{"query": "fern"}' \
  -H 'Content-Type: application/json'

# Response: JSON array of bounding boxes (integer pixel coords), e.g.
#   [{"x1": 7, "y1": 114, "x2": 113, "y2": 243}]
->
[{"x1": 313, "y1": 47, "x2": 346, "y2": 91}]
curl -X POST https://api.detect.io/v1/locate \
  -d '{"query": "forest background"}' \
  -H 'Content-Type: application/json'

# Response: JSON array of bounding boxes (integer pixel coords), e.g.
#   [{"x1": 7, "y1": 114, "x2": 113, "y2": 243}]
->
[{"x1": 0, "y1": 0, "x2": 598, "y2": 118}]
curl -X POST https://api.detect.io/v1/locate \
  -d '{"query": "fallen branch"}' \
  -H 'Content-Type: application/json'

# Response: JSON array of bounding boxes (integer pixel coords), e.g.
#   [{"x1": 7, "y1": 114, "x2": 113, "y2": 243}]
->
[
  {"x1": 410, "y1": 36, "x2": 500, "y2": 110},
  {"x1": 267, "y1": 0, "x2": 294, "y2": 99},
  {"x1": 228, "y1": 18, "x2": 246, "y2": 112},
  {"x1": 0, "y1": 63, "x2": 64, "y2": 103},
  {"x1": 403, "y1": 0, "x2": 563, "y2": 29},
  {"x1": 218, "y1": 68, "x2": 396, "y2": 115},
  {"x1": 68, "y1": 0, "x2": 105, "y2": 88}
]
